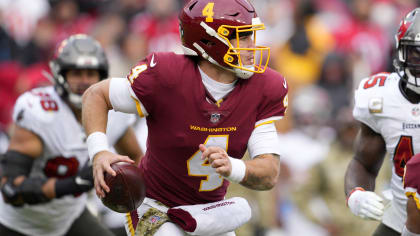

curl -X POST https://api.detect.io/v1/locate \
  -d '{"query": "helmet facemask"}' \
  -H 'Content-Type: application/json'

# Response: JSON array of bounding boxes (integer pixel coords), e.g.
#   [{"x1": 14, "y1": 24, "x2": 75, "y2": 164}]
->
[
  {"x1": 395, "y1": 8, "x2": 420, "y2": 94},
  {"x1": 398, "y1": 44, "x2": 420, "y2": 94},
  {"x1": 218, "y1": 18, "x2": 270, "y2": 79}
]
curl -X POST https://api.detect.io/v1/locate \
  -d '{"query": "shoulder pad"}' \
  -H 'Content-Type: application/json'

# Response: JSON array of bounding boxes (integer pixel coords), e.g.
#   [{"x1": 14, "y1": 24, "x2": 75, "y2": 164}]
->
[{"x1": 13, "y1": 87, "x2": 61, "y2": 125}]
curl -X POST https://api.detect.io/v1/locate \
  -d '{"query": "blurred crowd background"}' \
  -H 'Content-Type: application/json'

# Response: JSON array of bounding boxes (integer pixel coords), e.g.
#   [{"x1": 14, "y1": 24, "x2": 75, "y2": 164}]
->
[{"x1": 0, "y1": 0, "x2": 418, "y2": 235}]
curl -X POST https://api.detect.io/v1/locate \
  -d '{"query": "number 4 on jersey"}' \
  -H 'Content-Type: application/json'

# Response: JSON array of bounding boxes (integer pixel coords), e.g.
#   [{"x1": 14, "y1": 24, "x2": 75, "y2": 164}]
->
[
  {"x1": 393, "y1": 136, "x2": 414, "y2": 177},
  {"x1": 187, "y1": 135, "x2": 228, "y2": 191}
]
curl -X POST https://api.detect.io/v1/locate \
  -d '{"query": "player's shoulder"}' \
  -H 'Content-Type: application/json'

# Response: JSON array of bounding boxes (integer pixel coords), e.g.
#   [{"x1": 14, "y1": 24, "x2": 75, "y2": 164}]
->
[
  {"x1": 355, "y1": 72, "x2": 397, "y2": 96},
  {"x1": 252, "y1": 67, "x2": 288, "y2": 96},
  {"x1": 404, "y1": 154, "x2": 420, "y2": 189},
  {"x1": 13, "y1": 86, "x2": 63, "y2": 123},
  {"x1": 128, "y1": 52, "x2": 195, "y2": 84},
  {"x1": 354, "y1": 72, "x2": 398, "y2": 108},
  {"x1": 406, "y1": 154, "x2": 420, "y2": 173}
]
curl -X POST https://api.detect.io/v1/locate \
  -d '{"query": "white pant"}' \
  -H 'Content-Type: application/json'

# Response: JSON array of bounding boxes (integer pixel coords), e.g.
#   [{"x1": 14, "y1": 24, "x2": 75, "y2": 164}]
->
[
  {"x1": 125, "y1": 198, "x2": 236, "y2": 236},
  {"x1": 155, "y1": 222, "x2": 235, "y2": 236}
]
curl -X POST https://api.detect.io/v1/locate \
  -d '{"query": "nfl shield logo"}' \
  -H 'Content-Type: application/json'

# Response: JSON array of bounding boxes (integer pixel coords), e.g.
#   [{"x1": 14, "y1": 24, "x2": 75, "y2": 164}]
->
[
  {"x1": 149, "y1": 215, "x2": 161, "y2": 224},
  {"x1": 210, "y1": 113, "x2": 221, "y2": 123},
  {"x1": 412, "y1": 106, "x2": 420, "y2": 117}
]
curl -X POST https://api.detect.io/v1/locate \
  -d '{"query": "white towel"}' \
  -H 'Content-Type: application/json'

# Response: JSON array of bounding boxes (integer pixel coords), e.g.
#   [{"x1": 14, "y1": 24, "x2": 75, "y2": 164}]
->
[{"x1": 167, "y1": 197, "x2": 251, "y2": 236}]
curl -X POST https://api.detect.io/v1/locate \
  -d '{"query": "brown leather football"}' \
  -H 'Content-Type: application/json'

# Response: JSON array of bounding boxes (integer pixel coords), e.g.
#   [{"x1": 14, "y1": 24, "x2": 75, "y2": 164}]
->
[{"x1": 101, "y1": 162, "x2": 145, "y2": 213}]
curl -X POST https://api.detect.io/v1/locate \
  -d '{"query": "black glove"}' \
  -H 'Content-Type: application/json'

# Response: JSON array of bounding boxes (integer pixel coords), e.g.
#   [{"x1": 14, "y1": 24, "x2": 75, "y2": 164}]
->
[
  {"x1": 18, "y1": 177, "x2": 49, "y2": 205},
  {"x1": 1, "y1": 179, "x2": 24, "y2": 207},
  {"x1": 55, "y1": 161, "x2": 94, "y2": 198}
]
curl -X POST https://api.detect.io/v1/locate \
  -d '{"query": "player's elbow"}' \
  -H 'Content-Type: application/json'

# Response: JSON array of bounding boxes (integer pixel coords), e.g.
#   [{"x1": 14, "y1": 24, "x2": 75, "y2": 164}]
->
[
  {"x1": 257, "y1": 160, "x2": 280, "y2": 190},
  {"x1": 82, "y1": 83, "x2": 99, "y2": 104},
  {"x1": 82, "y1": 80, "x2": 111, "y2": 109},
  {"x1": 259, "y1": 155, "x2": 280, "y2": 190}
]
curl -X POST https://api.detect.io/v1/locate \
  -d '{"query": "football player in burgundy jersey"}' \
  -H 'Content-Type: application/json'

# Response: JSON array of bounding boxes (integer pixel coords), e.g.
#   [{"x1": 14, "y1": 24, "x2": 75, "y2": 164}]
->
[
  {"x1": 403, "y1": 154, "x2": 420, "y2": 236},
  {"x1": 0, "y1": 35, "x2": 142, "y2": 236},
  {"x1": 83, "y1": 0, "x2": 288, "y2": 235},
  {"x1": 345, "y1": 8, "x2": 420, "y2": 236}
]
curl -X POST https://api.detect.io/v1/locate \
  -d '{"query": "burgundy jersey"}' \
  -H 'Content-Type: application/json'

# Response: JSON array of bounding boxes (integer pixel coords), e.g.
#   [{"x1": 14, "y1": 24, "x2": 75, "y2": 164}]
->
[
  {"x1": 404, "y1": 154, "x2": 420, "y2": 210},
  {"x1": 128, "y1": 52, "x2": 288, "y2": 207}
]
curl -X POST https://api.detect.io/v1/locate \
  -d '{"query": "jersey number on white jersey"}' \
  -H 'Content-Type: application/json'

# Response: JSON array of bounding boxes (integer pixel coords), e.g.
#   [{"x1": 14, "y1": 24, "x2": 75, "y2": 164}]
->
[{"x1": 393, "y1": 136, "x2": 414, "y2": 177}]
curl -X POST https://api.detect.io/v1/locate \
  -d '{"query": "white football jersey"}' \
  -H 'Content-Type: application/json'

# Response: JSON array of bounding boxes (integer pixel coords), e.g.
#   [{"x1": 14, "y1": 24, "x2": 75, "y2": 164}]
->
[
  {"x1": 353, "y1": 72, "x2": 420, "y2": 233},
  {"x1": 0, "y1": 86, "x2": 135, "y2": 236}
]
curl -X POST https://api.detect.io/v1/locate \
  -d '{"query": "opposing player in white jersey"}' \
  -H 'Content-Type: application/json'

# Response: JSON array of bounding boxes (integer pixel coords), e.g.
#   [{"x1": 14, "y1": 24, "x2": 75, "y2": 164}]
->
[
  {"x1": 345, "y1": 8, "x2": 420, "y2": 236},
  {"x1": 0, "y1": 34, "x2": 142, "y2": 236}
]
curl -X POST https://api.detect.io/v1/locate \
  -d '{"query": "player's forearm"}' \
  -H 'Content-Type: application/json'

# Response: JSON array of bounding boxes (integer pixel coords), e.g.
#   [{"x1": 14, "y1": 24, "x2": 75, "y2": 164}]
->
[
  {"x1": 114, "y1": 127, "x2": 143, "y2": 165},
  {"x1": 406, "y1": 197, "x2": 420, "y2": 233},
  {"x1": 82, "y1": 80, "x2": 112, "y2": 135},
  {"x1": 344, "y1": 158, "x2": 377, "y2": 196},
  {"x1": 241, "y1": 154, "x2": 280, "y2": 190}
]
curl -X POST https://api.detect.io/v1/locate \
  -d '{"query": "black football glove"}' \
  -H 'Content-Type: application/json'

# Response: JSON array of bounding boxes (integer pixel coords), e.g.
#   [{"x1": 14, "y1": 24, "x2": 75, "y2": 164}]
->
[
  {"x1": 18, "y1": 177, "x2": 50, "y2": 204},
  {"x1": 55, "y1": 161, "x2": 94, "y2": 198},
  {"x1": 1, "y1": 179, "x2": 24, "y2": 207}
]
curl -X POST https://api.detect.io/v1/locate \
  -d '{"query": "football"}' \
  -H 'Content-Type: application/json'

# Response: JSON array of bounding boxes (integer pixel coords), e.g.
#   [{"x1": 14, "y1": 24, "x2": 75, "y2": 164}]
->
[{"x1": 101, "y1": 162, "x2": 145, "y2": 213}]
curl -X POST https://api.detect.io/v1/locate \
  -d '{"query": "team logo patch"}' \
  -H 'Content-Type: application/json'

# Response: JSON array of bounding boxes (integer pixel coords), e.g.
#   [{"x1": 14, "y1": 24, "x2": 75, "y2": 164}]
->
[
  {"x1": 210, "y1": 113, "x2": 221, "y2": 123},
  {"x1": 412, "y1": 106, "x2": 420, "y2": 117},
  {"x1": 149, "y1": 215, "x2": 161, "y2": 224},
  {"x1": 368, "y1": 97, "x2": 383, "y2": 113}
]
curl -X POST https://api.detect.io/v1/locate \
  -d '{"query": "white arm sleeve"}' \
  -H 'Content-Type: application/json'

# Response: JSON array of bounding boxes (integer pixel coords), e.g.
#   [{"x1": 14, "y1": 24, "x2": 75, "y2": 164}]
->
[
  {"x1": 109, "y1": 78, "x2": 148, "y2": 116},
  {"x1": 247, "y1": 120, "x2": 281, "y2": 159}
]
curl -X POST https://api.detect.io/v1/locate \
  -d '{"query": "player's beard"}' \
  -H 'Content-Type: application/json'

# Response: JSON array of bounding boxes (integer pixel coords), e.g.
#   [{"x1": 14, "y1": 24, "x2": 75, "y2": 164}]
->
[{"x1": 73, "y1": 83, "x2": 92, "y2": 96}]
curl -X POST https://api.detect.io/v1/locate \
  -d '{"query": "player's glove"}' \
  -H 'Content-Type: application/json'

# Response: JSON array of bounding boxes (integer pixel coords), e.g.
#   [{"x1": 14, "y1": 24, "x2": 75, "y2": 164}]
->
[
  {"x1": 1, "y1": 179, "x2": 24, "y2": 207},
  {"x1": 18, "y1": 177, "x2": 50, "y2": 205},
  {"x1": 347, "y1": 187, "x2": 384, "y2": 221},
  {"x1": 55, "y1": 161, "x2": 94, "y2": 198}
]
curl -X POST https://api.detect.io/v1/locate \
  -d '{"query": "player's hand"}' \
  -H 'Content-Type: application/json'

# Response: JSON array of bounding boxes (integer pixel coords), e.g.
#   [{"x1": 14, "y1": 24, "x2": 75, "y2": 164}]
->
[
  {"x1": 1, "y1": 179, "x2": 24, "y2": 206},
  {"x1": 199, "y1": 144, "x2": 232, "y2": 177},
  {"x1": 92, "y1": 151, "x2": 134, "y2": 198},
  {"x1": 18, "y1": 177, "x2": 50, "y2": 204},
  {"x1": 347, "y1": 189, "x2": 384, "y2": 221}
]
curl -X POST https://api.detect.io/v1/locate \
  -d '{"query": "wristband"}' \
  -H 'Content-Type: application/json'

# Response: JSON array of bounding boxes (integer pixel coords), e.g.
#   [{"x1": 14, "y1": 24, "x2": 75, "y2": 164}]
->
[
  {"x1": 346, "y1": 187, "x2": 365, "y2": 206},
  {"x1": 55, "y1": 178, "x2": 78, "y2": 198},
  {"x1": 86, "y1": 132, "x2": 109, "y2": 163},
  {"x1": 226, "y1": 157, "x2": 246, "y2": 183}
]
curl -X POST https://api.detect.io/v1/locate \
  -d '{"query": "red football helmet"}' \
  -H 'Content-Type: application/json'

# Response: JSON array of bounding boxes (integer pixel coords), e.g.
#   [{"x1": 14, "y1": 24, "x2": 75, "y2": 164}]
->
[
  {"x1": 179, "y1": 0, "x2": 270, "y2": 79},
  {"x1": 395, "y1": 8, "x2": 420, "y2": 93}
]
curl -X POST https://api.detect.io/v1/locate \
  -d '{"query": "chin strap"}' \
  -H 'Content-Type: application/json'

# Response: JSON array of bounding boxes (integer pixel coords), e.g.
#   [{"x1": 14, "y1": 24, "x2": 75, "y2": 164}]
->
[
  {"x1": 406, "y1": 82, "x2": 420, "y2": 94},
  {"x1": 404, "y1": 69, "x2": 420, "y2": 94},
  {"x1": 68, "y1": 93, "x2": 83, "y2": 109}
]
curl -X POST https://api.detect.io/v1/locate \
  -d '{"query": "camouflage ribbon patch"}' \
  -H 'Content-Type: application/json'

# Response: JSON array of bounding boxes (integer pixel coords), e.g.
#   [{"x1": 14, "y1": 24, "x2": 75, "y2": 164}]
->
[{"x1": 135, "y1": 207, "x2": 169, "y2": 236}]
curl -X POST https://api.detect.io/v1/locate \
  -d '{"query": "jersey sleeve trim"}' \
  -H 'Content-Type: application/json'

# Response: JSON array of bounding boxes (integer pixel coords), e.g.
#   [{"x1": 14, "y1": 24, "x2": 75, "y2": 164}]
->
[
  {"x1": 405, "y1": 189, "x2": 420, "y2": 210},
  {"x1": 125, "y1": 213, "x2": 135, "y2": 236},
  {"x1": 248, "y1": 122, "x2": 280, "y2": 158},
  {"x1": 109, "y1": 78, "x2": 138, "y2": 114},
  {"x1": 255, "y1": 116, "x2": 283, "y2": 128},
  {"x1": 131, "y1": 96, "x2": 146, "y2": 118}
]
